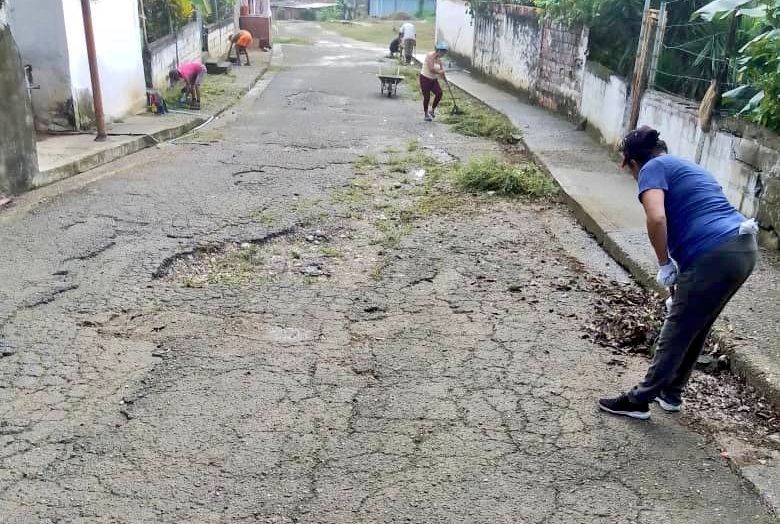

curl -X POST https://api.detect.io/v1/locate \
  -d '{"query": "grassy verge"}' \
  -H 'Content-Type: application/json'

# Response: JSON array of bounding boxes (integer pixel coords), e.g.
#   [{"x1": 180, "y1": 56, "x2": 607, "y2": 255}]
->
[
  {"x1": 399, "y1": 66, "x2": 518, "y2": 143},
  {"x1": 274, "y1": 36, "x2": 313, "y2": 45},
  {"x1": 321, "y1": 20, "x2": 435, "y2": 51}
]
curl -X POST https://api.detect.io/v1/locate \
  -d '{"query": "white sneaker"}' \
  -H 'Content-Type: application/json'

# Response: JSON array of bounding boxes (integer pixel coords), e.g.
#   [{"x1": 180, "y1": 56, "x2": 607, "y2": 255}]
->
[{"x1": 655, "y1": 397, "x2": 682, "y2": 412}]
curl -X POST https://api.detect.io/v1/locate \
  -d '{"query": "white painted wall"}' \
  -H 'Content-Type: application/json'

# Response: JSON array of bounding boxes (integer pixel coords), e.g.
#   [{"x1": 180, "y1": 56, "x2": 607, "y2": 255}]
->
[
  {"x1": 473, "y1": 8, "x2": 541, "y2": 92},
  {"x1": 7, "y1": 0, "x2": 74, "y2": 130},
  {"x1": 61, "y1": 0, "x2": 146, "y2": 127},
  {"x1": 638, "y1": 90, "x2": 702, "y2": 161},
  {"x1": 637, "y1": 89, "x2": 778, "y2": 220},
  {"x1": 435, "y1": 0, "x2": 473, "y2": 60},
  {"x1": 148, "y1": 20, "x2": 203, "y2": 90},
  {"x1": 207, "y1": 20, "x2": 236, "y2": 58},
  {"x1": 580, "y1": 64, "x2": 628, "y2": 145}
]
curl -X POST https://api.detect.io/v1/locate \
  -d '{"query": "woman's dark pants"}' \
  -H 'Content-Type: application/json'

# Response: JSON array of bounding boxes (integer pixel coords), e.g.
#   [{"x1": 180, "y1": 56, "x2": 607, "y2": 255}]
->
[
  {"x1": 419, "y1": 75, "x2": 442, "y2": 115},
  {"x1": 628, "y1": 234, "x2": 757, "y2": 404}
]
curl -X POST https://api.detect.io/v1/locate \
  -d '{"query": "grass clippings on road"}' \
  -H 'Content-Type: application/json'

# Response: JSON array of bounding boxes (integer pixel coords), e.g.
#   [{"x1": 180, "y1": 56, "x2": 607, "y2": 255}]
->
[
  {"x1": 321, "y1": 19, "x2": 435, "y2": 51},
  {"x1": 455, "y1": 155, "x2": 558, "y2": 198},
  {"x1": 399, "y1": 66, "x2": 519, "y2": 143}
]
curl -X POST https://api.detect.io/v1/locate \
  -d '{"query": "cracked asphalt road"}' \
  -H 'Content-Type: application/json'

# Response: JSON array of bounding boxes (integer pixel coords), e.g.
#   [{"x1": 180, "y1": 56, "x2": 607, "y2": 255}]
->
[{"x1": 0, "y1": 23, "x2": 775, "y2": 523}]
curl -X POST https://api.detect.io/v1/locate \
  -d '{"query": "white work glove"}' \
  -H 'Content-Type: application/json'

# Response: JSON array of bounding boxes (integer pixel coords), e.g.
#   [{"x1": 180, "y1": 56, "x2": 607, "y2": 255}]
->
[
  {"x1": 656, "y1": 258, "x2": 679, "y2": 288},
  {"x1": 739, "y1": 218, "x2": 759, "y2": 235},
  {"x1": 665, "y1": 295, "x2": 673, "y2": 314}
]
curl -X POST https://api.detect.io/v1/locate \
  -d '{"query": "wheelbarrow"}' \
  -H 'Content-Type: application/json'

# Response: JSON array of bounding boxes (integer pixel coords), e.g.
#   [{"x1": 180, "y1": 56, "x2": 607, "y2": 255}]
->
[{"x1": 378, "y1": 74, "x2": 403, "y2": 97}]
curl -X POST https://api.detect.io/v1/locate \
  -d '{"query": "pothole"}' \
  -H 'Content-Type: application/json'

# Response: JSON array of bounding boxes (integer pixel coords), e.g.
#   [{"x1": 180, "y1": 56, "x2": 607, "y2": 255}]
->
[{"x1": 154, "y1": 226, "x2": 380, "y2": 289}]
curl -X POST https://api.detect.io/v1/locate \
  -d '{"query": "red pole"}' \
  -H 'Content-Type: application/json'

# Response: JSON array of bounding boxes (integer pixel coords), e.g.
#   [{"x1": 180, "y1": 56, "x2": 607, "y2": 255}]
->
[{"x1": 80, "y1": 0, "x2": 107, "y2": 141}]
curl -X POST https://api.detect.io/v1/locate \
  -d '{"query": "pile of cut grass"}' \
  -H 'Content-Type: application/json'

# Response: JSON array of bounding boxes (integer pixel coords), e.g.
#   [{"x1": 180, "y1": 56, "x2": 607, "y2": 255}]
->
[
  {"x1": 455, "y1": 155, "x2": 557, "y2": 198},
  {"x1": 399, "y1": 66, "x2": 518, "y2": 143}
]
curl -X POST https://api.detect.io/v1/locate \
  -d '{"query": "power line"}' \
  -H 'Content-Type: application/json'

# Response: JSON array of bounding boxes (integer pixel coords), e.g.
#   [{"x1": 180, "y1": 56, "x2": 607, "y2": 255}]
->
[{"x1": 661, "y1": 43, "x2": 732, "y2": 63}]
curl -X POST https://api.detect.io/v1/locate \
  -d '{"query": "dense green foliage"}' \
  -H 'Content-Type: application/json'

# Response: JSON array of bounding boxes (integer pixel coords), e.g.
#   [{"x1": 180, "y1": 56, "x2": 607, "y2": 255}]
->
[
  {"x1": 142, "y1": 0, "x2": 212, "y2": 42},
  {"x1": 465, "y1": 0, "x2": 779, "y2": 131},
  {"x1": 697, "y1": 0, "x2": 780, "y2": 131},
  {"x1": 206, "y1": 0, "x2": 236, "y2": 24}
]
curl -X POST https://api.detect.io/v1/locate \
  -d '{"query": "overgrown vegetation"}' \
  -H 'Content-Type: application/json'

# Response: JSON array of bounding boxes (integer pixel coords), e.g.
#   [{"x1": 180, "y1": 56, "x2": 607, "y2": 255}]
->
[
  {"x1": 206, "y1": 0, "x2": 236, "y2": 24},
  {"x1": 400, "y1": 66, "x2": 519, "y2": 142},
  {"x1": 695, "y1": 0, "x2": 780, "y2": 131},
  {"x1": 463, "y1": 0, "x2": 779, "y2": 132},
  {"x1": 274, "y1": 36, "x2": 314, "y2": 45},
  {"x1": 142, "y1": 0, "x2": 214, "y2": 42},
  {"x1": 455, "y1": 156, "x2": 558, "y2": 197}
]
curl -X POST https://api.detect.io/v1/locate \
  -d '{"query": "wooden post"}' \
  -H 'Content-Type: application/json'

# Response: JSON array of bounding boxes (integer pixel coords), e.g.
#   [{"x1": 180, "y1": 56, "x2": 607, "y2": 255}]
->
[
  {"x1": 627, "y1": 3, "x2": 658, "y2": 132},
  {"x1": 80, "y1": 0, "x2": 107, "y2": 141},
  {"x1": 648, "y1": 2, "x2": 668, "y2": 90}
]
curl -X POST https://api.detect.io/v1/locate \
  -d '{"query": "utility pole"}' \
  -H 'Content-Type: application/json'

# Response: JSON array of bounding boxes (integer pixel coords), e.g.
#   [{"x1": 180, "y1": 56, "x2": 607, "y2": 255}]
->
[
  {"x1": 80, "y1": 0, "x2": 107, "y2": 141},
  {"x1": 648, "y1": 1, "x2": 668, "y2": 90},
  {"x1": 627, "y1": 0, "x2": 658, "y2": 132}
]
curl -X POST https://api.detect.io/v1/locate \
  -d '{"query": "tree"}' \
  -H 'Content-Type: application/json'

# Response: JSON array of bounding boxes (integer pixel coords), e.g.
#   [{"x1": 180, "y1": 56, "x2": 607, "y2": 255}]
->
[{"x1": 695, "y1": 0, "x2": 780, "y2": 131}]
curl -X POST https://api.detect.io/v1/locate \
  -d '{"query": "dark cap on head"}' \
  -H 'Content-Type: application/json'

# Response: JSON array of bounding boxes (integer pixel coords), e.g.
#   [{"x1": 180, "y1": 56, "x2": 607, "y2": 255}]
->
[{"x1": 619, "y1": 126, "x2": 663, "y2": 167}]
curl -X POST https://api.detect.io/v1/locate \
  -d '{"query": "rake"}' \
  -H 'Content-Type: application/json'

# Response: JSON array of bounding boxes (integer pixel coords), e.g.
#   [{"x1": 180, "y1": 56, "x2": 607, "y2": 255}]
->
[{"x1": 444, "y1": 78, "x2": 465, "y2": 116}]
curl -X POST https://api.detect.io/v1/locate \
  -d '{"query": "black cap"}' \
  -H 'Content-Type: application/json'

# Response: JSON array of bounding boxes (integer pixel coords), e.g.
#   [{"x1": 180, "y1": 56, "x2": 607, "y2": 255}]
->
[{"x1": 620, "y1": 126, "x2": 661, "y2": 167}]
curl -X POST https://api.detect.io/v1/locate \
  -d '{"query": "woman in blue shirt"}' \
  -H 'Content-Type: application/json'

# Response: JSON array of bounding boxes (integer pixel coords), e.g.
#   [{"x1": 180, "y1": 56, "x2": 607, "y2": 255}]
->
[{"x1": 599, "y1": 126, "x2": 758, "y2": 420}]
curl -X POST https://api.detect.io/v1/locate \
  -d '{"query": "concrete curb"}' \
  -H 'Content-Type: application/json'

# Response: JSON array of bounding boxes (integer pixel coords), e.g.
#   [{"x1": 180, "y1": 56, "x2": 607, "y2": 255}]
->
[
  {"x1": 33, "y1": 120, "x2": 204, "y2": 188},
  {"x1": 35, "y1": 62, "x2": 270, "y2": 188},
  {"x1": 441, "y1": 73, "x2": 779, "y2": 516},
  {"x1": 444, "y1": 73, "x2": 780, "y2": 409}
]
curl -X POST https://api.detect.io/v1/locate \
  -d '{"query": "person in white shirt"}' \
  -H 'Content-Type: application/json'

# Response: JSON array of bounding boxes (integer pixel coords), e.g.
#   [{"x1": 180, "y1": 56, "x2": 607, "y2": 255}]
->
[
  {"x1": 419, "y1": 42, "x2": 448, "y2": 121},
  {"x1": 399, "y1": 22, "x2": 416, "y2": 64}
]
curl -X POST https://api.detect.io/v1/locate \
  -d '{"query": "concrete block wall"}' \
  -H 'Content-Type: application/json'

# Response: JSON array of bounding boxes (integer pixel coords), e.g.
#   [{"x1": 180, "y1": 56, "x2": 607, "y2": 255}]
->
[
  {"x1": 206, "y1": 19, "x2": 236, "y2": 58},
  {"x1": 471, "y1": 5, "x2": 586, "y2": 115},
  {"x1": 442, "y1": 2, "x2": 780, "y2": 246},
  {"x1": 536, "y1": 21, "x2": 588, "y2": 116},
  {"x1": 638, "y1": 90, "x2": 780, "y2": 245},
  {"x1": 148, "y1": 20, "x2": 203, "y2": 90},
  {"x1": 435, "y1": 0, "x2": 474, "y2": 61}
]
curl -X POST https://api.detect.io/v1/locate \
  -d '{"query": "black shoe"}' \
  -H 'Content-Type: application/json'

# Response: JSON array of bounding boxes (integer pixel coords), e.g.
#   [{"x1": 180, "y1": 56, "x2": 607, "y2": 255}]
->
[
  {"x1": 655, "y1": 396, "x2": 682, "y2": 412},
  {"x1": 598, "y1": 394, "x2": 650, "y2": 420}
]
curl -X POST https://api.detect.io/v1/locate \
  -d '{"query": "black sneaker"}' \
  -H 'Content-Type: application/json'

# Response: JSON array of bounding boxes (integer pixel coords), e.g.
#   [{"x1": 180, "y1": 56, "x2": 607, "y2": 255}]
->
[
  {"x1": 655, "y1": 396, "x2": 682, "y2": 412},
  {"x1": 598, "y1": 394, "x2": 650, "y2": 420}
]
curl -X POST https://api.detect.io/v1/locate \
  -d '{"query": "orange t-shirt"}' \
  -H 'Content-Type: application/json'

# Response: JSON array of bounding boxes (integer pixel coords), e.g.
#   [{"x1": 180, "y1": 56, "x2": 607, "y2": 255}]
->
[{"x1": 236, "y1": 30, "x2": 253, "y2": 48}]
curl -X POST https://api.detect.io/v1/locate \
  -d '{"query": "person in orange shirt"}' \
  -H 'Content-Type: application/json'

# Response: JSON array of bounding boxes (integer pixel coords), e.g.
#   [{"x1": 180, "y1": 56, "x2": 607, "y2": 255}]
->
[{"x1": 227, "y1": 30, "x2": 253, "y2": 66}]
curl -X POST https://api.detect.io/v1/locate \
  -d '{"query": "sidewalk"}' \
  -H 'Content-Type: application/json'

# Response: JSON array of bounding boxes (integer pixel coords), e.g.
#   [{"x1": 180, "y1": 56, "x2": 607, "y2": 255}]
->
[
  {"x1": 440, "y1": 67, "x2": 780, "y2": 408},
  {"x1": 437, "y1": 66, "x2": 780, "y2": 512},
  {"x1": 35, "y1": 51, "x2": 271, "y2": 188}
]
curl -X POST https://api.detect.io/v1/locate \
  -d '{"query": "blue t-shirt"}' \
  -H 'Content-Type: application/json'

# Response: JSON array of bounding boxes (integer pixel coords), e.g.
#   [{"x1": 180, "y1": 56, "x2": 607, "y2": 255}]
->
[{"x1": 638, "y1": 155, "x2": 744, "y2": 270}]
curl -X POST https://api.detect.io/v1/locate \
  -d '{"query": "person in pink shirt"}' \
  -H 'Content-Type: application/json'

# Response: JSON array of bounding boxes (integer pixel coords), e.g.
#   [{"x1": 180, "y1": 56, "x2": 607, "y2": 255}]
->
[{"x1": 170, "y1": 61, "x2": 207, "y2": 110}]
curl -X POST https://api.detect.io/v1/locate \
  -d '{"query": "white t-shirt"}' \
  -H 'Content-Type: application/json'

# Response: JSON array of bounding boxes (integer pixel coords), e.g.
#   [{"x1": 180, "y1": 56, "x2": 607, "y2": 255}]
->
[{"x1": 400, "y1": 22, "x2": 416, "y2": 40}]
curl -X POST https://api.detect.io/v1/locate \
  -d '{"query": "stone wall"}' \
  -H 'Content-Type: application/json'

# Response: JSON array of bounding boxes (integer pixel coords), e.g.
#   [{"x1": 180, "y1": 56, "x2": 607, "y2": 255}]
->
[
  {"x1": 0, "y1": 1, "x2": 37, "y2": 195},
  {"x1": 472, "y1": 5, "x2": 587, "y2": 117}
]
